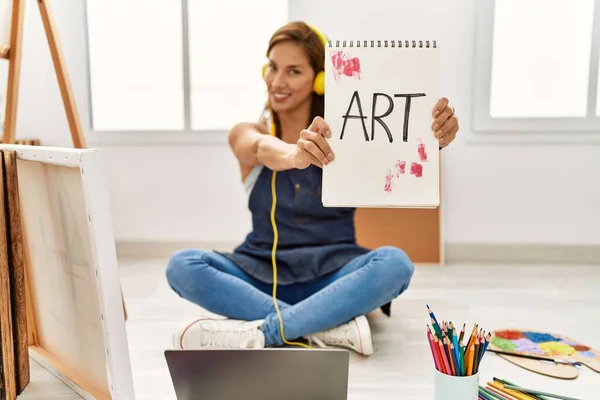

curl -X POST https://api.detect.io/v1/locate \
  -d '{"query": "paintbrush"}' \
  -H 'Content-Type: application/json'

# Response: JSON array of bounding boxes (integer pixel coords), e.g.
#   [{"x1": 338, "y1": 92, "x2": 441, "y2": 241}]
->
[{"x1": 488, "y1": 348, "x2": 581, "y2": 366}]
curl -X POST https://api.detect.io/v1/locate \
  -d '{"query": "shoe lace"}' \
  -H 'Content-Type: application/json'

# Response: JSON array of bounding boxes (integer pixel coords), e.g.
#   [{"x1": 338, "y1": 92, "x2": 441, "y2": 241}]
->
[
  {"x1": 203, "y1": 325, "x2": 261, "y2": 348},
  {"x1": 307, "y1": 335, "x2": 327, "y2": 348},
  {"x1": 308, "y1": 323, "x2": 354, "y2": 348}
]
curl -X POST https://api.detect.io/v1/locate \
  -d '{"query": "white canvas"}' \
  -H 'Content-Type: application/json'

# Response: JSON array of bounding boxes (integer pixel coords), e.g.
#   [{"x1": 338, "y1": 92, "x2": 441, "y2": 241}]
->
[
  {"x1": 0, "y1": 144, "x2": 135, "y2": 400},
  {"x1": 322, "y1": 41, "x2": 440, "y2": 208}
]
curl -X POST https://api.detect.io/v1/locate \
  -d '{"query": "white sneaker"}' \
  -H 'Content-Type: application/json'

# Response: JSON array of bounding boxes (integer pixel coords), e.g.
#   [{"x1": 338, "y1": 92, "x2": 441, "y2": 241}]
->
[
  {"x1": 306, "y1": 315, "x2": 373, "y2": 356},
  {"x1": 173, "y1": 318, "x2": 266, "y2": 350}
]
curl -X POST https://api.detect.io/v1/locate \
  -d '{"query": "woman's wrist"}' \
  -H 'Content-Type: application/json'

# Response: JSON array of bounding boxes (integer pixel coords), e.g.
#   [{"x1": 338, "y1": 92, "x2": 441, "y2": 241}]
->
[
  {"x1": 284, "y1": 147, "x2": 298, "y2": 169},
  {"x1": 257, "y1": 135, "x2": 296, "y2": 171}
]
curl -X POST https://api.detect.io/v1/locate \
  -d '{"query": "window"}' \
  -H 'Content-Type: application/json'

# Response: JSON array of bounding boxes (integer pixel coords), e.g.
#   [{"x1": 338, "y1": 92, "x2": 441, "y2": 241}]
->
[
  {"x1": 472, "y1": 0, "x2": 600, "y2": 132},
  {"x1": 188, "y1": 1, "x2": 287, "y2": 130},
  {"x1": 85, "y1": 0, "x2": 185, "y2": 131},
  {"x1": 85, "y1": 0, "x2": 288, "y2": 134}
]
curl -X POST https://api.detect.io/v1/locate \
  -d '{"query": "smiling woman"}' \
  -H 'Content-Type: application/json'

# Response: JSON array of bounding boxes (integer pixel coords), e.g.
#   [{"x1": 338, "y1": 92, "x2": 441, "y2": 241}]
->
[
  {"x1": 165, "y1": 20, "x2": 458, "y2": 356},
  {"x1": 264, "y1": 42, "x2": 316, "y2": 112},
  {"x1": 261, "y1": 22, "x2": 325, "y2": 146}
]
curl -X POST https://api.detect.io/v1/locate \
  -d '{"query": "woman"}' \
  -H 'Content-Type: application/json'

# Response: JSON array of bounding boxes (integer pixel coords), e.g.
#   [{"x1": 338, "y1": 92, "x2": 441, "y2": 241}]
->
[{"x1": 166, "y1": 21, "x2": 459, "y2": 356}]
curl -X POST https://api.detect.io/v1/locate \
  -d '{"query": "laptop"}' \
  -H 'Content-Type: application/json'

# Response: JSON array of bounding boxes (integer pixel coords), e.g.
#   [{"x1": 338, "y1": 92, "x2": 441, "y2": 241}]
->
[{"x1": 165, "y1": 348, "x2": 350, "y2": 400}]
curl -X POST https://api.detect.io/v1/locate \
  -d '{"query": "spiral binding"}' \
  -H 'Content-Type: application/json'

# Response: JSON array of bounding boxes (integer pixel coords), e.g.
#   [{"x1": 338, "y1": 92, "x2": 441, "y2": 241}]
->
[{"x1": 327, "y1": 40, "x2": 437, "y2": 48}]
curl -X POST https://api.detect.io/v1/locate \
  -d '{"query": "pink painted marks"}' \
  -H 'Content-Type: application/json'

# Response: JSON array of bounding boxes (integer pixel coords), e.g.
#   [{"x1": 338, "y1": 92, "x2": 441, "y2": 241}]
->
[
  {"x1": 330, "y1": 50, "x2": 361, "y2": 81},
  {"x1": 395, "y1": 160, "x2": 406, "y2": 177},
  {"x1": 384, "y1": 145, "x2": 427, "y2": 192},
  {"x1": 384, "y1": 170, "x2": 393, "y2": 192},
  {"x1": 417, "y1": 138, "x2": 427, "y2": 162},
  {"x1": 410, "y1": 162, "x2": 423, "y2": 178}
]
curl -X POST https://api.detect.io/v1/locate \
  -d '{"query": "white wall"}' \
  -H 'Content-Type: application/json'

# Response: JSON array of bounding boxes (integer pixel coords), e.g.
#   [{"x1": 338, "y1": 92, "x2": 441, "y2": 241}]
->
[{"x1": 12, "y1": 0, "x2": 600, "y2": 248}]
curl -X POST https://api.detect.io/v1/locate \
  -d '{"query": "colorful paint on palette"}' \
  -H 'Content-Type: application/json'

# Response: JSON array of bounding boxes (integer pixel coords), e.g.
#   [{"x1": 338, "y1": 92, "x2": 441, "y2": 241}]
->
[
  {"x1": 522, "y1": 332, "x2": 562, "y2": 343},
  {"x1": 539, "y1": 342, "x2": 577, "y2": 356},
  {"x1": 494, "y1": 330, "x2": 525, "y2": 341},
  {"x1": 490, "y1": 329, "x2": 600, "y2": 362},
  {"x1": 491, "y1": 337, "x2": 518, "y2": 352}
]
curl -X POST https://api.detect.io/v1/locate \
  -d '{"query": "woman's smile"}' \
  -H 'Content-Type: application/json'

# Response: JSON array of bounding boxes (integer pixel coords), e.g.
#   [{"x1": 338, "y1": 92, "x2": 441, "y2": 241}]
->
[{"x1": 271, "y1": 91, "x2": 291, "y2": 102}]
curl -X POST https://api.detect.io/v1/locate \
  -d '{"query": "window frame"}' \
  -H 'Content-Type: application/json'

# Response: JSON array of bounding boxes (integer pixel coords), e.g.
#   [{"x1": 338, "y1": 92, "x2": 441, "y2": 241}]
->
[
  {"x1": 83, "y1": 0, "x2": 289, "y2": 147},
  {"x1": 471, "y1": 0, "x2": 600, "y2": 136}
]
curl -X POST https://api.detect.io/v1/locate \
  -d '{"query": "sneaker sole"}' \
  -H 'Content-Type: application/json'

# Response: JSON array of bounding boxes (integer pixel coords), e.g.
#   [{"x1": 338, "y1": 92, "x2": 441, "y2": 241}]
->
[
  {"x1": 175, "y1": 317, "x2": 220, "y2": 349},
  {"x1": 354, "y1": 315, "x2": 373, "y2": 356}
]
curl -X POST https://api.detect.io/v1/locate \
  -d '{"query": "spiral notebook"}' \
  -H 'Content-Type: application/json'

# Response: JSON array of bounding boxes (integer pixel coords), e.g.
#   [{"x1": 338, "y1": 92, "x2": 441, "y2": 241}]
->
[{"x1": 321, "y1": 39, "x2": 440, "y2": 208}]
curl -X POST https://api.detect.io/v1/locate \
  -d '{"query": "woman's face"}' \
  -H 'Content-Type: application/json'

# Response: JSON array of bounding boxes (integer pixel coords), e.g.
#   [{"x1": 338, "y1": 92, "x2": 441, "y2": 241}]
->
[{"x1": 265, "y1": 41, "x2": 315, "y2": 113}]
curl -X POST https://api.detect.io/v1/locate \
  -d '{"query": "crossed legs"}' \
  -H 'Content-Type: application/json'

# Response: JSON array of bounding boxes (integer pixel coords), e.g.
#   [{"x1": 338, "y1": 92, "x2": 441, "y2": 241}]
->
[{"x1": 166, "y1": 246, "x2": 414, "y2": 352}]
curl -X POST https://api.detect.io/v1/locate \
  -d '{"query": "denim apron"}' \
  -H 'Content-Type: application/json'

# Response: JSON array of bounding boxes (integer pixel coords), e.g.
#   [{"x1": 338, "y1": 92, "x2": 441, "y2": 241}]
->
[{"x1": 217, "y1": 163, "x2": 371, "y2": 286}]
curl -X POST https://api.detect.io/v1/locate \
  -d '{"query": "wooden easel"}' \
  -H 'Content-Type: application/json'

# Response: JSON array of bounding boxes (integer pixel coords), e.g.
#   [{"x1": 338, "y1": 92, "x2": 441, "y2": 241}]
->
[
  {"x1": 1, "y1": 0, "x2": 126, "y2": 307},
  {"x1": 1, "y1": 0, "x2": 85, "y2": 148},
  {"x1": 0, "y1": 2, "x2": 126, "y2": 398}
]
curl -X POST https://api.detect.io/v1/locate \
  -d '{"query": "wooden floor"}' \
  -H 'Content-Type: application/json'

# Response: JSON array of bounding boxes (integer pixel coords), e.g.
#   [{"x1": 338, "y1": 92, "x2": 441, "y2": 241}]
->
[{"x1": 17, "y1": 260, "x2": 600, "y2": 399}]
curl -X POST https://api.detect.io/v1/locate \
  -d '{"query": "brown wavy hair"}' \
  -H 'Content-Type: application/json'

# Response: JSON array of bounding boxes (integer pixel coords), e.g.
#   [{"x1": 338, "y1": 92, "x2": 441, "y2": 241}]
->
[{"x1": 265, "y1": 21, "x2": 325, "y2": 138}]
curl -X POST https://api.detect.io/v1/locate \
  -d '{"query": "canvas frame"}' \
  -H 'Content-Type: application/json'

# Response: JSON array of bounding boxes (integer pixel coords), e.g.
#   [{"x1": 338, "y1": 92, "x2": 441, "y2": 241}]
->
[{"x1": 0, "y1": 144, "x2": 135, "y2": 400}]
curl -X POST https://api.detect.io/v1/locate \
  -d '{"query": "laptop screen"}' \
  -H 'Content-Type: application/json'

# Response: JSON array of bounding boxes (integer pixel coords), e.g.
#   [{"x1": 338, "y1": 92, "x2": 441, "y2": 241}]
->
[{"x1": 165, "y1": 348, "x2": 349, "y2": 400}]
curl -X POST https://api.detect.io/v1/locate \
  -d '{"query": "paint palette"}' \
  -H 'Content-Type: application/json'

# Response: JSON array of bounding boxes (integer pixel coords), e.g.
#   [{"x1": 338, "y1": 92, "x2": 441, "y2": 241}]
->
[{"x1": 489, "y1": 329, "x2": 600, "y2": 379}]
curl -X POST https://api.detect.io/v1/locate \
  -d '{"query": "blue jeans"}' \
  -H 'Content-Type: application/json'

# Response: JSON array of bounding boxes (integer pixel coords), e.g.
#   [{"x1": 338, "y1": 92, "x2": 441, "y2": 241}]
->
[{"x1": 166, "y1": 246, "x2": 414, "y2": 347}]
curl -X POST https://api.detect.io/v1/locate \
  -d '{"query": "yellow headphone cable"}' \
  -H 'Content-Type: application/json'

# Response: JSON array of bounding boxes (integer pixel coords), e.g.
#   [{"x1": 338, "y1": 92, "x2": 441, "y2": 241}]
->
[
  {"x1": 269, "y1": 116, "x2": 312, "y2": 349},
  {"x1": 266, "y1": 24, "x2": 328, "y2": 349},
  {"x1": 270, "y1": 169, "x2": 312, "y2": 349}
]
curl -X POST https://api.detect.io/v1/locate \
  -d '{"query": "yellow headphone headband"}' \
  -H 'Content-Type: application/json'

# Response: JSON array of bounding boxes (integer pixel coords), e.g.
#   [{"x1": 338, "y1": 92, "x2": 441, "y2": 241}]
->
[
  {"x1": 262, "y1": 23, "x2": 327, "y2": 96},
  {"x1": 306, "y1": 23, "x2": 328, "y2": 49}
]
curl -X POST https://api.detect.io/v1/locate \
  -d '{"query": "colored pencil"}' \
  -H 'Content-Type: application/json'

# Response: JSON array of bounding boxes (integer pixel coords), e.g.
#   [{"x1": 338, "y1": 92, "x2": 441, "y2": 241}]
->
[
  {"x1": 465, "y1": 323, "x2": 479, "y2": 350},
  {"x1": 435, "y1": 337, "x2": 447, "y2": 374},
  {"x1": 491, "y1": 379, "x2": 545, "y2": 400},
  {"x1": 473, "y1": 334, "x2": 485, "y2": 373},
  {"x1": 449, "y1": 345, "x2": 458, "y2": 377},
  {"x1": 445, "y1": 338, "x2": 456, "y2": 375},
  {"x1": 493, "y1": 378, "x2": 581, "y2": 400},
  {"x1": 492, "y1": 378, "x2": 543, "y2": 399},
  {"x1": 449, "y1": 342, "x2": 460, "y2": 376},
  {"x1": 458, "y1": 322, "x2": 466, "y2": 345},
  {"x1": 479, "y1": 387, "x2": 508, "y2": 400},
  {"x1": 427, "y1": 304, "x2": 439, "y2": 325},
  {"x1": 485, "y1": 385, "x2": 520, "y2": 400},
  {"x1": 428, "y1": 330, "x2": 444, "y2": 373},
  {"x1": 430, "y1": 318, "x2": 443, "y2": 339},
  {"x1": 430, "y1": 335, "x2": 444, "y2": 373},
  {"x1": 426, "y1": 329, "x2": 438, "y2": 370},
  {"x1": 482, "y1": 332, "x2": 491, "y2": 355},
  {"x1": 463, "y1": 343, "x2": 469, "y2": 375},
  {"x1": 427, "y1": 305, "x2": 443, "y2": 339},
  {"x1": 438, "y1": 338, "x2": 452, "y2": 374},
  {"x1": 489, "y1": 381, "x2": 538, "y2": 400},
  {"x1": 425, "y1": 306, "x2": 490, "y2": 376},
  {"x1": 451, "y1": 328, "x2": 461, "y2": 375},
  {"x1": 477, "y1": 333, "x2": 490, "y2": 371},
  {"x1": 503, "y1": 385, "x2": 582, "y2": 400},
  {"x1": 481, "y1": 388, "x2": 507, "y2": 400},
  {"x1": 460, "y1": 344, "x2": 466, "y2": 375},
  {"x1": 473, "y1": 337, "x2": 481, "y2": 372},
  {"x1": 467, "y1": 344, "x2": 475, "y2": 375}
]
